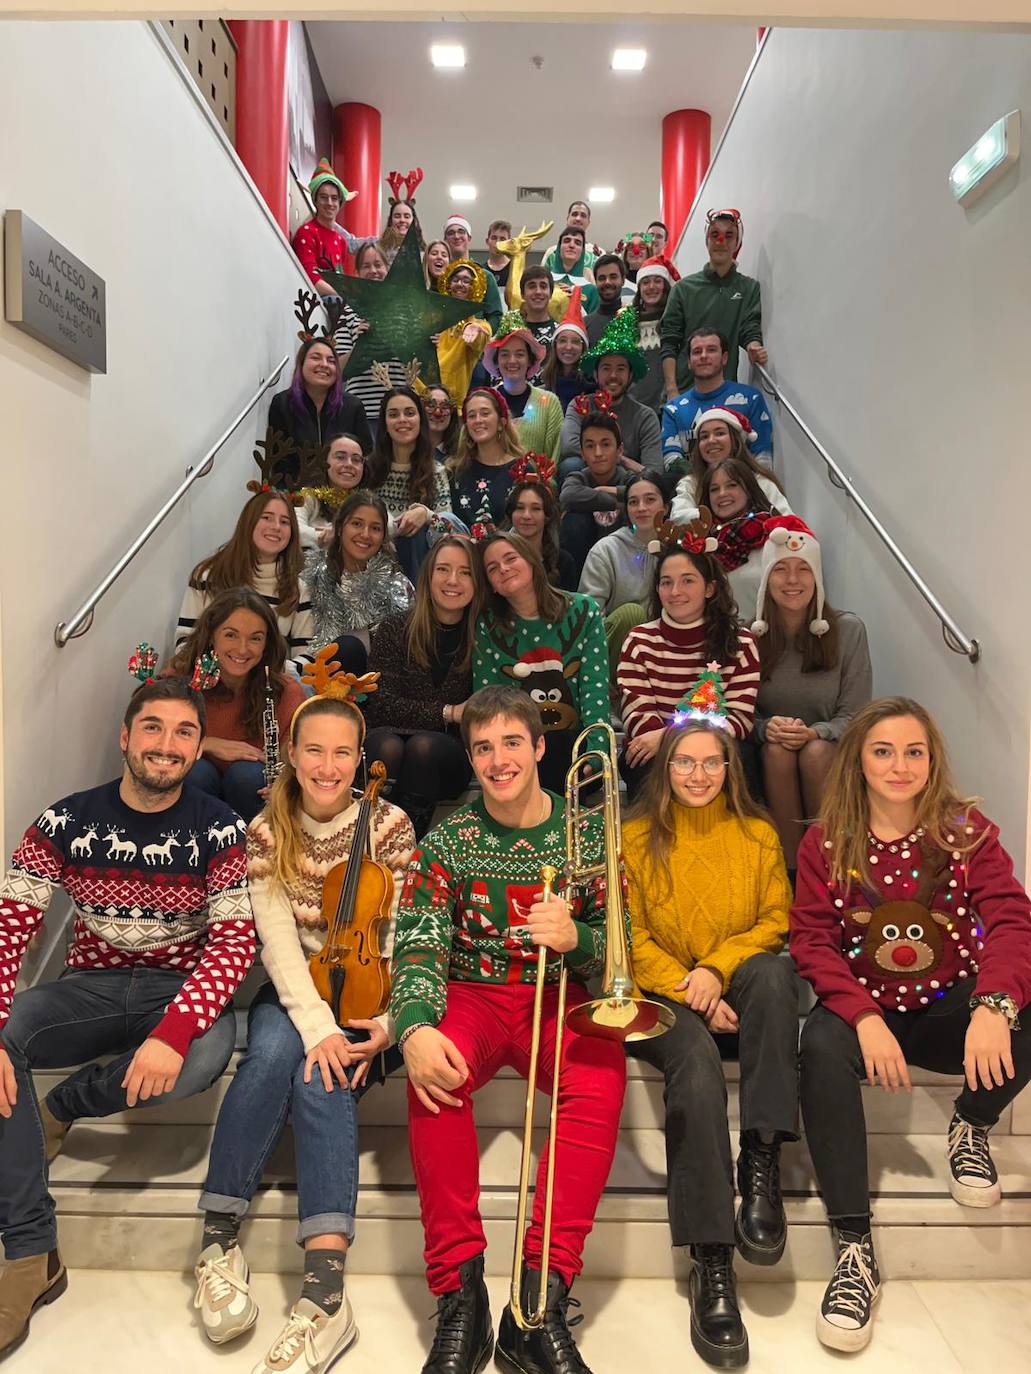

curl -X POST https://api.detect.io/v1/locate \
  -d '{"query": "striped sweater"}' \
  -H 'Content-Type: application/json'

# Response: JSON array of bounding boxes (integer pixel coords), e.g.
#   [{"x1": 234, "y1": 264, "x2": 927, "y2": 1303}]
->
[
  {"x1": 247, "y1": 798, "x2": 415, "y2": 1051},
  {"x1": 175, "y1": 562, "x2": 314, "y2": 675},
  {"x1": 617, "y1": 612, "x2": 760, "y2": 741}
]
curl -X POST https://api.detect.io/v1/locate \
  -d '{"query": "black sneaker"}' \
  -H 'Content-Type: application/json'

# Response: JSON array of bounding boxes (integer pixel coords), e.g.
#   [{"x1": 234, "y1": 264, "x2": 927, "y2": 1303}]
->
[
  {"x1": 947, "y1": 1110, "x2": 1001, "y2": 1207},
  {"x1": 687, "y1": 1244, "x2": 748, "y2": 1370},
  {"x1": 734, "y1": 1134, "x2": 786, "y2": 1266},
  {"x1": 816, "y1": 1230, "x2": 881, "y2": 1352},
  {"x1": 495, "y1": 1268, "x2": 591, "y2": 1374},
  {"x1": 422, "y1": 1255, "x2": 493, "y2": 1374}
]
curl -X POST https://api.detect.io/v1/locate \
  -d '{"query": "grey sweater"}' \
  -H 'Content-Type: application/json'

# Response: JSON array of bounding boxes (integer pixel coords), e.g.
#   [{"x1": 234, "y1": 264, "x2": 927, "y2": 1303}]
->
[
  {"x1": 753, "y1": 612, "x2": 872, "y2": 744},
  {"x1": 559, "y1": 393, "x2": 663, "y2": 472},
  {"x1": 559, "y1": 462, "x2": 634, "y2": 515},
  {"x1": 577, "y1": 526, "x2": 656, "y2": 616}
]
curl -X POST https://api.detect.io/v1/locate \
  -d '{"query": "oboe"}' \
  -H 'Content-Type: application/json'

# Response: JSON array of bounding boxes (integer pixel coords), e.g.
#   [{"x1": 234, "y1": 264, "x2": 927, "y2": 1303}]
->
[{"x1": 262, "y1": 667, "x2": 283, "y2": 787}]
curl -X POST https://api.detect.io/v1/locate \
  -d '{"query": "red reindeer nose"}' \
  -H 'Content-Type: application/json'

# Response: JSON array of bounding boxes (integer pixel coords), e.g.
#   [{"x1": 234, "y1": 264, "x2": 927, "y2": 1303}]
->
[{"x1": 891, "y1": 946, "x2": 918, "y2": 968}]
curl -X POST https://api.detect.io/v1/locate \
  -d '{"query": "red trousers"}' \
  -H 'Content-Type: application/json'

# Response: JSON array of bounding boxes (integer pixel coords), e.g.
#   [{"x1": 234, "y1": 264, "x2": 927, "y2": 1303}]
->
[{"x1": 407, "y1": 980, "x2": 627, "y2": 1294}]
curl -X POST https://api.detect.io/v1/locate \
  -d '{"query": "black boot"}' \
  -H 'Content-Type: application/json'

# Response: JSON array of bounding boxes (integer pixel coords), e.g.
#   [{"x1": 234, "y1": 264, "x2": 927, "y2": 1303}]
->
[
  {"x1": 735, "y1": 1132, "x2": 786, "y2": 1266},
  {"x1": 496, "y1": 1268, "x2": 591, "y2": 1374},
  {"x1": 422, "y1": 1254, "x2": 493, "y2": 1374},
  {"x1": 688, "y1": 1245, "x2": 748, "y2": 1370}
]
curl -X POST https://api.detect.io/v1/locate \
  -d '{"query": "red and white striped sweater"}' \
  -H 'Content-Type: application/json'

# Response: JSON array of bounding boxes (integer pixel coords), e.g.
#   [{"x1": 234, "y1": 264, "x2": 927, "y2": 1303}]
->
[
  {"x1": 617, "y1": 613, "x2": 761, "y2": 740},
  {"x1": 0, "y1": 780, "x2": 256, "y2": 1057}
]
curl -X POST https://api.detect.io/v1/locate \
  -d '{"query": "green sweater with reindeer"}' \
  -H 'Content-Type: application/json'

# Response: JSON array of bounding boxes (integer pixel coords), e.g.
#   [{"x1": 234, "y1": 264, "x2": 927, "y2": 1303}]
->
[{"x1": 472, "y1": 593, "x2": 610, "y2": 743}]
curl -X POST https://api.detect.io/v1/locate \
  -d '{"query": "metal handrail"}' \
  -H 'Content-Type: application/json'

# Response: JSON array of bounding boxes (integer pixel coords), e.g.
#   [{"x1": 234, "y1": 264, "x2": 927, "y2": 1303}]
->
[
  {"x1": 54, "y1": 354, "x2": 289, "y2": 647},
  {"x1": 756, "y1": 364, "x2": 980, "y2": 663}
]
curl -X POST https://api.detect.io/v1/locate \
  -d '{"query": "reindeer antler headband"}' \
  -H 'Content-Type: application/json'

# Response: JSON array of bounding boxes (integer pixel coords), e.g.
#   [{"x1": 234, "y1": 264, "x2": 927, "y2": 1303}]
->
[
  {"x1": 573, "y1": 389, "x2": 614, "y2": 419},
  {"x1": 509, "y1": 453, "x2": 556, "y2": 488},
  {"x1": 291, "y1": 645, "x2": 379, "y2": 741},
  {"x1": 294, "y1": 288, "x2": 342, "y2": 344},
  {"x1": 248, "y1": 427, "x2": 321, "y2": 507},
  {"x1": 648, "y1": 506, "x2": 719, "y2": 557},
  {"x1": 386, "y1": 168, "x2": 424, "y2": 205}
]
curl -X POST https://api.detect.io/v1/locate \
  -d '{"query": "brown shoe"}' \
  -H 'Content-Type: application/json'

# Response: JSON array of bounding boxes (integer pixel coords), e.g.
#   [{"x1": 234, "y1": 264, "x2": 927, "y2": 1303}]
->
[
  {"x1": 0, "y1": 1250, "x2": 67, "y2": 1360},
  {"x1": 39, "y1": 1099, "x2": 72, "y2": 1164}
]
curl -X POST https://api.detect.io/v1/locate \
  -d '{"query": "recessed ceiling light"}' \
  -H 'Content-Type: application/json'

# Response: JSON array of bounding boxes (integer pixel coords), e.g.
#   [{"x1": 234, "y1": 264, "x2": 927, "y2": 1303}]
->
[
  {"x1": 588, "y1": 186, "x2": 616, "y2": 203},
  {"x1": 449, "y1": 184, "x2": 477, "y2": 202},
  {"x1": 611, "y1": 48, "x2": 647, "y2": 72},
  {"x1": 431, "y1": 44, "x2": 465, "y2": 69}
]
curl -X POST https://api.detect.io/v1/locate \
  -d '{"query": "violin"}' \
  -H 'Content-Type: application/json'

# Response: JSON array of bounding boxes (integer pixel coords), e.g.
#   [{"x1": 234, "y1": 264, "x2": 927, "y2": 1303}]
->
[{"x1": 308, "y1": 760, "x2": 394, "y2": 1024}]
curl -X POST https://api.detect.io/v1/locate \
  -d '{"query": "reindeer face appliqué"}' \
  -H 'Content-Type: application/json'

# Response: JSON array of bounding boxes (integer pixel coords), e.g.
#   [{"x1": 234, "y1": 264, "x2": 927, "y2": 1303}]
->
[{"x1": 848, "y1": 848, "x2": 953, "y2": 980}]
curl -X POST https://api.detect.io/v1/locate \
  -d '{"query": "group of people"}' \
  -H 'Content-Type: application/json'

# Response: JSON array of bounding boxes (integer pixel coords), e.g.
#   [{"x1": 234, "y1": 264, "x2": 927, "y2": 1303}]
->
[{"x1": 0, "y1": 168, "x2": 1028, "y2": 1374}]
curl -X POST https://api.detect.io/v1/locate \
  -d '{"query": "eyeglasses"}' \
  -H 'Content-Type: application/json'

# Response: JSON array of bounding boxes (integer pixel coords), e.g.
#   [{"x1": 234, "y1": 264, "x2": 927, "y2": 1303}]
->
[
  {"x1": 424, "y1": 400, "x2": 452, "y2": 412},
  {"x1": 669, "y1": 756, "x2": 728, "y2": 776}
]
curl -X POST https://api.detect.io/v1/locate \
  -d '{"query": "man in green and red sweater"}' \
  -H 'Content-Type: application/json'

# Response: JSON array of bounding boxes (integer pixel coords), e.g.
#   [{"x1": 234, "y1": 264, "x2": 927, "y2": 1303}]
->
[
  {"x1": 391, "y1": 686, "x2": 627, "y2": 1374},
  {"x1": 0, "y1": 678, "x2": 255, "y2": 1360}
]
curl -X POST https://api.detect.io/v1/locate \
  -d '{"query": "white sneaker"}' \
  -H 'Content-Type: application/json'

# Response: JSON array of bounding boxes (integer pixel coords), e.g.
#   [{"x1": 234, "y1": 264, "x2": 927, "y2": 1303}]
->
[
  {"x1": 251, "y1": 1296, "x2": 358, "y2": 1373},
  {"x1": 194, "y1": 1242, "x2": 259, "y2": 1344},
  {"x1": 947, "y1": 1111, "x2": 1002, "y2": 1207}
]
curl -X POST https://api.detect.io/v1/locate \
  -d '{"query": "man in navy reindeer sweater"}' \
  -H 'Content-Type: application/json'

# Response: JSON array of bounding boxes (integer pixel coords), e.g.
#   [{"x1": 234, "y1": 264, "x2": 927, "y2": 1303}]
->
[{"x1": 0, "y1": 677, "x2": 256, "y2": 1360}]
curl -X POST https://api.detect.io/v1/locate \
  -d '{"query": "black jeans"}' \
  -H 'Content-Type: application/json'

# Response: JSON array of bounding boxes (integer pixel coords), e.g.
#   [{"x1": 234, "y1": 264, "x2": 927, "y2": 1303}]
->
[
  {"x1": 365, "y1": 728, "x2": 472, "y2": 835},
  {"x1": 627, "y1": 952, "x2": 800, "y2": 1246},
  {"x1": 799, "y1": 985, "x2": 1031, "y2": 1220},
  {"x1": 0, "y1": 968, "x2": 236, "y2": 1259}
]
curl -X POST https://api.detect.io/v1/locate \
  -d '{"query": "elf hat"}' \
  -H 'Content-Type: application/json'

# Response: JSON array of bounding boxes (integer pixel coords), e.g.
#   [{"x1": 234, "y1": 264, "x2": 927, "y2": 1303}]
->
[
  {"x1": 443, "y1": 214, "x2": 473, "y2": 235},
  {"x1": 482, "y1": 310, "x2": 549, "y2": 378},
  {"x1": 579, "y1": 305, "x2": 649, "y2": 383},
  {"x1": 636, "y1": 256, "x2": 672, "y2": 286},
  {"x1": 750, "y1": 516, "x2": 830, "y2": 638},
  {"x1": 690, "y1": 407, "x2": 757, "y2": 445},
  {"x1": 705, "y1": 207, "x2": 743, "y2": 258},
  {"x1": 309, "y1": 158, "x2": 357, "y2": 203},
  {"x1": 553, "y1": 286, "x2": 589, "y2": 348}
]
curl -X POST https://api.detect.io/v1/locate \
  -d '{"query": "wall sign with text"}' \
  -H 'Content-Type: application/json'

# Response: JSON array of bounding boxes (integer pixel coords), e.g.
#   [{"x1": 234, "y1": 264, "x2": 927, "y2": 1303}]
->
[{"x1": 3, "y1": 210, "x2": 107, "y2": 373}]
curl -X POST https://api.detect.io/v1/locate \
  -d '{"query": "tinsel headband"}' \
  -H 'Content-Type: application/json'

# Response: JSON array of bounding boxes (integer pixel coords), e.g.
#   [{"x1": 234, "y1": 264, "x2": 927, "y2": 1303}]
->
[
  {"x1": 648, "y1": 507, "x2": 719, "y2": 557},
  {"x1": 292, "y1": 646, "x2": 380, "y2": 742}
]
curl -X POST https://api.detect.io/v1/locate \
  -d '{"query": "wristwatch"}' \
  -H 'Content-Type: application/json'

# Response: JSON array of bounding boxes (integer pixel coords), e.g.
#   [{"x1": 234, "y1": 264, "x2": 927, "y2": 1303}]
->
[{"x1": 968, "y1": 992, "x2": 1021, "y2": 1030}]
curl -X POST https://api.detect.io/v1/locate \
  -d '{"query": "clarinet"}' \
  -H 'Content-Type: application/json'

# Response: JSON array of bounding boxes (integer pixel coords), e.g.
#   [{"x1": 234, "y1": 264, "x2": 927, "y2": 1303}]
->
[{"x1": 262, "y1": 666, "x2": 283, "y2": 787}]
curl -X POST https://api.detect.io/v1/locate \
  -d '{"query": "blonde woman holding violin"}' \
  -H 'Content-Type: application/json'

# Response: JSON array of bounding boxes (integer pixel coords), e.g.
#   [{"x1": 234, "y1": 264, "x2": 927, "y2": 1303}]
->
[{"x1": 193, "y1": 666, "x2": 414, "y2": 1373}]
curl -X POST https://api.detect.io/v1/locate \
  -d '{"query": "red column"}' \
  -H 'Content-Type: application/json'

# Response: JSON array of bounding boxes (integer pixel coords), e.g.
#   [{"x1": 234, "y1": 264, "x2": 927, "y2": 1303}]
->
[
  {"x1": 333, "y1": 103, "x2": 382, "y2": 245},
  {"x1": 227, "y1": 20, "x2": 289, "y2": 234},
  {"x1": 661, "y1": 109, "x2": 712, "y2": 258}
]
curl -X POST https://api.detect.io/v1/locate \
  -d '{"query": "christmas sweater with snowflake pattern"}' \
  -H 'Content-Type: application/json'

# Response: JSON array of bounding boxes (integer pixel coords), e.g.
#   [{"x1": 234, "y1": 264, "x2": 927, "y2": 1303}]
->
[
  {"x1": 790, "y1": 814, "x2": 1031, "y2": 1026},
  {"x1": 390, "y1": 793, "x2": 624, "y2": 1038},
  {"x1": 0, "y1": 781, "x2": 255, "y2": 1057}
]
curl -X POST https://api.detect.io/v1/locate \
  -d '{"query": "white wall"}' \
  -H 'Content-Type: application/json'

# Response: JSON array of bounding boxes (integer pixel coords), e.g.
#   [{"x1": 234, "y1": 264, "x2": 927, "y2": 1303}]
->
[
  {"x1": 676, "y1": 26, "x2": 1031, "y2": 867},
  {"x1": 0, "y1": 21, "x2": 308, "y2": 858}
]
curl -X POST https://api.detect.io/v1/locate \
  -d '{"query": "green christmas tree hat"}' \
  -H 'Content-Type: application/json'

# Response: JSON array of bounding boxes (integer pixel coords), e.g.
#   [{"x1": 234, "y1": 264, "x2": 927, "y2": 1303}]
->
[
  {"x1": 483, "y1": 309, "x2": 548, "y2": 377},
  {"x1": 579, "y1": 305, "x2": 648, "y2": 383},
  {"x1": 672, "y1": 662, "x2": 732, "y2": 732}
]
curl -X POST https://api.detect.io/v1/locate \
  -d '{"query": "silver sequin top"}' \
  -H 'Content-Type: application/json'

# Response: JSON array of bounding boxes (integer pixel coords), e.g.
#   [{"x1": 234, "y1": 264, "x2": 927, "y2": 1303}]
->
[{"x1": 304, "y1": 549, "x2": 415, "y2": 653}]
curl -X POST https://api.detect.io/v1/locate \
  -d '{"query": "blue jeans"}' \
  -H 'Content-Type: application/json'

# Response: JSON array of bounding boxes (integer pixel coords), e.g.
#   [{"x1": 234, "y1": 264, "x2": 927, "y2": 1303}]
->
[
  {"x1": 200, "y1": 981, "x2": 361, "y2": 1245},
  {"x1": 0, "y1": 968, "x2": 236, "y2": 1259},
  {"x1": 187, "y1": 757, "x2": 265, "y2": 823}
]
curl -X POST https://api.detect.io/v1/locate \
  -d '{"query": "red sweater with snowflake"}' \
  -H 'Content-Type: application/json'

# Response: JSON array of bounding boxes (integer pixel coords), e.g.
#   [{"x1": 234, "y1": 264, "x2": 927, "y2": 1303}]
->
[
  {"x1": 790, "y1": 814, "x2": 1031, "y2": 1026},
  {"x1": 0, "y1": 780, "x2": 256, "y2": 1057}
]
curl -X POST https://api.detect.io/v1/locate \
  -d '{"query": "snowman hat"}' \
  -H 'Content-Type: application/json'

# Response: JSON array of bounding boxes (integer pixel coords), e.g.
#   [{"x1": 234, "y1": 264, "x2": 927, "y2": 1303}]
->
[
  {"x1": 553, "y1": 286, "x2": 589, "y2": 347},
  {"x1": 689, "y1": 407, "x2": 757, "y2": 444},
  {"x1": 750, "y1": 516, "x2": 830, "y2": 638}
]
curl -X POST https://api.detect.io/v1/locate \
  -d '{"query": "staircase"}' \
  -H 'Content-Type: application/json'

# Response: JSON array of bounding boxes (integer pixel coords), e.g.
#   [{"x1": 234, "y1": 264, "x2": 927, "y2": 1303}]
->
[{"x1": 36, "y1": 1054, "x2": 1031, "y2": 1282}]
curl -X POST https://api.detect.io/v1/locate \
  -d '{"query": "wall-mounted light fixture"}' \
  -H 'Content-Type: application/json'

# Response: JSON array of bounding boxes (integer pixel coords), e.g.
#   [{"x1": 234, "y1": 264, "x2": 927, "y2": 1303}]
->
[
  {"x1": 611, "y1": 48, "x2": 647, "y2": 72},
  {"x1": 449, "y1": 184, "x2": 477, "y2": 202},
  {"x1": 949, "y1": 111, "x2": 1020, "y2": 206},
  {"x1": 588, "y1": 186, "x2": 616, "y2": 203},
  {"x1": 431, "y1": 44, "x2": 465, "y2": 69}
]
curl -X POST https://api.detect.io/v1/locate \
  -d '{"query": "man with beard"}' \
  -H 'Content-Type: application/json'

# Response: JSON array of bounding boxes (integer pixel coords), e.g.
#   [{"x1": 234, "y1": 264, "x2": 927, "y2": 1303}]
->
[
  {"x1": 585, "y1": 255, "x2": 627, "y2": 346},
  {"x1": 661, "y1": 327, "x2": 773, "y2": 472},
  {"x1": 0, "y1": 678, "x2": 255, "y2": 1360}
]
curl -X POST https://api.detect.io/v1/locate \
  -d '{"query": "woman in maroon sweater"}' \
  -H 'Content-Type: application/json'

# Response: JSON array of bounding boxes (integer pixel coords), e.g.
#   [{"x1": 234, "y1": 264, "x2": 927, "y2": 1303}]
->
[
  {"x1": 364, "y1": 535, "x2": 483, "y2": 837},
  {"x1": 791, "y1": 696, "x2": 1031, "y2": 1355}
]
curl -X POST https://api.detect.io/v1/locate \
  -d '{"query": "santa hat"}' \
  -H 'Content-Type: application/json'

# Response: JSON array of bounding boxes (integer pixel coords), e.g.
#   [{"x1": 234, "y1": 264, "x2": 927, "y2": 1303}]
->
[
  {"x1": 309, "y1": 158, "x2": 357, "y2": 203},
  {"x1": 636, "y1": 256, "x2": 672, "y2": 286},
  {"x1": 511, "y1": 646, "x2": 564, "y2": 679},
  {"x1": 706, "y1": 207, "x2": 743, "y2": 258},
  {"x1": 443, "y1": 214, "x2": 472, "y2": 235},
  {"x1": 553, "y1": 286, "x2": 588, "y2": 347},
  {"x1": 690, "y1": 407, "x2": 757, "y2": 445},
  {"x1": 750, "y1": 516, "x2": 830, "y2": 638}
]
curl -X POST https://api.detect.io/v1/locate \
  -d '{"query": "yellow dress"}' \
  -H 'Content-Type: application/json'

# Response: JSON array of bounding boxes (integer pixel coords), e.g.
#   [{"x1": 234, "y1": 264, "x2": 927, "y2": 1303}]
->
[{"x1": 436, "y1": 317, "x2": 491, "y2": 406}]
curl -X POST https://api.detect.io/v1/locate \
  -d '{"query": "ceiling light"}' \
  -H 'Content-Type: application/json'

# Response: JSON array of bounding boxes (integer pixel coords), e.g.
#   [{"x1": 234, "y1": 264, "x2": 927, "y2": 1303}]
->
[
  {"x1": 949, "y1": 111, "x2": 1020, "y2": 206},
  {"x1": 431, "y1": 44, "x2": 465, "y2": 69},
  {"x1": 611, "y1": 48, "x2": 647, "y2": 72},
  {"x1": 588, "y1": 186, "x2": 616, "y2": 203},
  {"x1": 449, "y1": 184, "x2": 477, "y2": 202}
]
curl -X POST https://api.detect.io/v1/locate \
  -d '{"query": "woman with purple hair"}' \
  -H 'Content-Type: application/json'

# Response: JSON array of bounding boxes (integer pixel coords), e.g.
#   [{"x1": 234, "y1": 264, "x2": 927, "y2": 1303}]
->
[{"x1": 267, "y1": 339, "x2": 373, "y2": 462}]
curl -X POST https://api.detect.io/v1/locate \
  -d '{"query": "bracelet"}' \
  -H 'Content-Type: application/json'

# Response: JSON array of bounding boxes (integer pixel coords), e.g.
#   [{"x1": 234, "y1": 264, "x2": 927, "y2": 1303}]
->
[{"x1": 398, "y1": 1024, "x2": 426, "y2": 1048}]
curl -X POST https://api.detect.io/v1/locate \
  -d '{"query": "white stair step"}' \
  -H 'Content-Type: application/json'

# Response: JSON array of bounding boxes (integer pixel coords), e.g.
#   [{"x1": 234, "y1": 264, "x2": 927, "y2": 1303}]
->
[{"x1": 32, "y1": 1059, "x2": 1029, "y2": 1134}]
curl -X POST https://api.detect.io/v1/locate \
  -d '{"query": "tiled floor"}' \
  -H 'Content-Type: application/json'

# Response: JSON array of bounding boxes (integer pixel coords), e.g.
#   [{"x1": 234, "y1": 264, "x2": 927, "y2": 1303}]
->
[{"x1": 9, "y1": 1270, "x2": 1031, "y2": 1372}]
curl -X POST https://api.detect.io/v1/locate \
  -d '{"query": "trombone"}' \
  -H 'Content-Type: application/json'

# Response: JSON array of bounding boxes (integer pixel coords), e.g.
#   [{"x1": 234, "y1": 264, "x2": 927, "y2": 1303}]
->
[{"x1": 511, "y1": 723, "x2": 674, "y2": 1329}]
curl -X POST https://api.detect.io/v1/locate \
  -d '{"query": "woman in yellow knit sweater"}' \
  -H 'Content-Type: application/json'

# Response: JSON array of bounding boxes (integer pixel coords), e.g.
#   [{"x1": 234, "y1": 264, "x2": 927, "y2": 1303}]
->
[{"x1": 623, "y1": 715, "x2": 797, "y2": 1371}]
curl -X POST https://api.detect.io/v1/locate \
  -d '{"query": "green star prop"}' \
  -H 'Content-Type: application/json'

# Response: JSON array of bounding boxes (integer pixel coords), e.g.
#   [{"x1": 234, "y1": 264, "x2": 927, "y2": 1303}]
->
[{"x1": 321, "y1": 233, "x2": 479, "y2": 386}]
